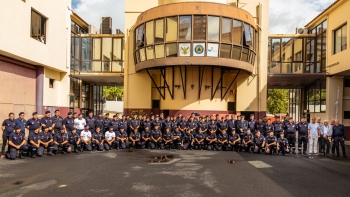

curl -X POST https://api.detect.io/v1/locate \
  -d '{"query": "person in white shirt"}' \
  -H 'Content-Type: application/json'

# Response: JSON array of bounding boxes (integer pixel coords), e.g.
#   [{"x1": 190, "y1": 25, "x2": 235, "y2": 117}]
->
[
  {"x1": 80, "y1": 125, "x2": 92, "y2": 151},
  {"x1": 320, "y1": 120, "x2": 332, "y2": 157},
  {"x1": 104, "y1": 127, "x2": 117, "y2": 151},
  {"x1": 308, "y1": 117, "x2": 320, "y2": 155},
  {"x1": 74, "y1": 114, "x2": 86, "y2": 135}
]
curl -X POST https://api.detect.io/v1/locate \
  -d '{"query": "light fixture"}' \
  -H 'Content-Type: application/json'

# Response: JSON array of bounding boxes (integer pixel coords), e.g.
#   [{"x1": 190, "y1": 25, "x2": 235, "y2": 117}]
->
[
  {"x1": 191, "y1": 85, "x2": 194, "y2": 89},
  {"x1": 204, "y1": 85, "x2": 211, "y2": 90},
  {"x1": 174, "y1": 85, "x2": 181, "y2": 89}
]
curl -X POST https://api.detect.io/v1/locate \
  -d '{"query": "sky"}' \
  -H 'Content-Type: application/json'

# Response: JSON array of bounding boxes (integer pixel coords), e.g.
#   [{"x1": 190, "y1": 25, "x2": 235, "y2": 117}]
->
[{"x1": 71, "y1": 0, "x2": 335, "y2": 34}]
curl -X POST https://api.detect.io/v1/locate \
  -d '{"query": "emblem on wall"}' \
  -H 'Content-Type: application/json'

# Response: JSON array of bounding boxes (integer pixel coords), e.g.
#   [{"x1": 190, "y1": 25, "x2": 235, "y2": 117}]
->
[
  {"x1": 193, "y1": 43, "x2": 205, "y2": 56},
  {"x1": 179, "y1": 43, "x2": 191, "y2": 57}
]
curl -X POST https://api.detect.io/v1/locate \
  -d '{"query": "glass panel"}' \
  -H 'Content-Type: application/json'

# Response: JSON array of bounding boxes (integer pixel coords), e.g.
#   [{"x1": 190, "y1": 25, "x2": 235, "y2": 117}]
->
[
  {"x1": 166, "y1": 43, "x2": 177, "y2": 57},
  {"x1": 221, "y1": 18, "x2": 232, "y2": 43},
  {"x1": 135, "y1": 50, "x2": 140, "y2": 63},
  {"x1": 155, "y1": 44, "x2": 165, "y2": 58},
  {"x1": 74, "y1": 59, "x2": 79, "y2": 71},
  {"x1": 271, "y1": 38, "x2": 280, "y2": 61},
  {"x1": 71, "y1": 33, "x2": 75, "y2": 57},
  {"x1": 112, "y1": 61, "x2": 123, "y2": 72},
  {"x1": 321, "y1": 100, "x2": 326, "y2": 111},
  {"x1": 82, "y1": 37, "x2": 91, "y2": 61},
  {"x1": 232, "y1": 46, "x2": 241, "y2": 60},
  {"x1": 146, "y1": 21, "x2": 154, "y2": 45},
  {"x1": 270, "y1": 62, "x2": 281, "y2": 73},
  {"x1": 155, "y1": 19, "x2": 164, "y2": 43},
  {"x1": 281, "y1": 63, "x2": 292, "y2": 73},
  {"x1": 113, "y1": 38, "x2": 122, "y2": 60},
  {"x1": 317, "y1": 24, "x2": 323, "y2": 35},
  {"x1": 220, "y1": 44, "x2": 231, "y2": 58},
  {"x1": 93, "y1": 38, "x2": 101, "y2": 60},
  {"x1": 207, "y1": 43, "x2": 219, "y2": 57},
  {"x1": 251, "y1": 53, "x2": 256, "y2": 65},
  {"x1": 293, "y1": 38, "x2": 302, "y2": 61},
  {"x1": 293, "y1": 63, "x2": 303, "y2": 73},
  {"x1": 306, "y1": 38, "x2": 315, "y2": 62},
  {"x1": 135, "y1": 26, "x2": 139, "y2": 48},
  {"x1": 31, "y1": 10, "x2": 46, "y2": 44},
  {"x1": 281, "y1": 38, "x2": 292, "y2": 62},
  {"x1": 322, "y1": 20, "x2": 327, "y2": 32},
  {"x1": 91, "y1": 61, "x2": 101, "y2": 71},
  {"x1": 103, "y1": 62, "x2": 111, "y2": 72},
  {"x1": 139, "y1": 48, "x2": 146, "y2": 62},
  {"x1": 250, "y1": 26, "x2": 254, "y2": 49},
  {"x1": 335, "y1": 28, "x2": 341, "y2": 53},
  {"x1": 316, "y1": 62, "x2": 321, "y2": 73},
  {"x1": 166, "y1": 16, "x2": 178, "y2": 41},
  {"x1": 81, "y1": 62, "x2": 91, "y2": 72},
  {"x1": 146, "y1": 46, "x2": 154, "y2": 60},
  {"x1": 102, "y1": 37, "x2": 112, "y2": 62},
  {"x1": 315, "y1": 100, "x2": 320, "y2": 112},
  {"x1": 317, "y1": 35, "x2": 322, "y2": 61},
  {"x1": 75, "y1": 37, "x2": 80, "y2": 60},
  {"x1": 179, "y1": 16, "x2": 191, "y2": 41},
  {"x1": 233, "y1": 20, "x2": 242, "y2": 45},
  {"x1": 136, "y1": 23, "x2": 145, "y2": 48},
  {"x1": 243, "y1": 23, "x2": 252, "y2": 47},
  {"x1": 208, "y1": 16, "x2": 219, "y2": 41},
  {"x1": 193, "y1": 16, "x2": 206, "y2": 40},
  {"x1": 342, "y1": 25, "x2": 347, "y2": 51},
  {"x1": 241, "y1": 48, "x2": 249, "y2": 62}
]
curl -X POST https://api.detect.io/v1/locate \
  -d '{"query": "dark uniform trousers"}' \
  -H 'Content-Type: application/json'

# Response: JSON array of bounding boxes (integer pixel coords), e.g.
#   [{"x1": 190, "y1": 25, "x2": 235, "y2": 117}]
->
[
  {"x1": 265, "y1": 144, "x2": 276, "y2": 154},
  {"x1": 80, "y1": 142, "x2": 92, "y2": 151},
  {"x1": 334, "y1": 136, "x2": 346, "y2": 156},
  {"x1": 182, "y1": 140, "x2": 192, "y2": 150},
  {"x1": 217, "y1": 142, "x2": 229, "y2": 151},
  {"x1": 162, "y1": 141, "x2": 173, "y2": 149},
  {"x1": 242, "y1": 142, "x2": 254, "y2": 152},
  {"x1": 253, "y1": 143, "x2": 263, "y2": 153},
  {"x1": 117, "y1": 140, "x2": 127, "y2": 149},
  {"x1": 140, "y1": 140, "x2": 151, "y2": 149},
  {"x1": 286, "y1": 133, "x2": 296, "y2": 148},
  {"x1": 206, "y1": 141, "x2": 217, "y2": 150},
  {"x1": 104, "y1": 141, "x2": 118, "y2": 150},
  {"x1": 92, "y1": 141, "x2": 104, "y2": 151},
  {"x1": 278, "y1": 142, "x2": 289, "y2": 155},
  {"x1": 298, "y1": 135, "x2": 308, "y2": 153},
  {"x1": 228, "y1": 141, "x2": 241, "y2": 151},
  {"x1": 129, "y1": 141, "x2": 141, "y2": 149},
  {"x1": 38, "y1": 143, "x2": 54, "y2": 156},
  {"x1": 194, "y1": 140, "x2": 205, "y2": 150},
  {"x1": 321, "y1": 137, "x2": 331, "y2": 155},
  {"x1": 9, "y1": 145, "x2": 28, "y2": 160},
  {"x1": 53, "y1": 143, "x2": 71, "y2": 153},
  {"x1": 150, "y1": 140, "x2": 163, "y2": 149},
  {"x1": 28, "y1": 144, "x2": 40, "y2": 156}
]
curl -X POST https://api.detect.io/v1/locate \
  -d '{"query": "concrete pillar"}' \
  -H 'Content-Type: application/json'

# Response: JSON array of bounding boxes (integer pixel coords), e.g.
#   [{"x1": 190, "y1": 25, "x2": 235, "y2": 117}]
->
[
  {"x1": 326, "y1": 76, "x2": 344, "y2": 121},
  {"x1": 36, "y1": 66, "x2": 44, "y2": 114}
]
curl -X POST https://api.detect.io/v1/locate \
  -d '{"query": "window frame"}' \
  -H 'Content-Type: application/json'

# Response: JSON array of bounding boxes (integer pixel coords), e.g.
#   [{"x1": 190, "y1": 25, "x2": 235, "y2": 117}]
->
[
  {"x1": 333, "y1": 23, "x2": 347, "y2": 54},
  {"x1": 30, "y1": 9, "x2": 47, "y2": 44}
]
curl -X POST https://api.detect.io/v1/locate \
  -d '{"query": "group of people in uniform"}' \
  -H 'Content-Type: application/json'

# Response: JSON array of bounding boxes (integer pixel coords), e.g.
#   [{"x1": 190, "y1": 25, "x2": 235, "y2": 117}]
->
[{"x1": 1, "y1": 110, "x2": 347, "y2": 160}]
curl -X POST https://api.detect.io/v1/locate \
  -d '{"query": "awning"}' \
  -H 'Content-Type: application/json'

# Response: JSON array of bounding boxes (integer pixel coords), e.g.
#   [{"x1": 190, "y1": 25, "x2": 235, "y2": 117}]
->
[
  {"x1": 70, "y1": 73, "x2": 124, "y2": 86},
  {"x1": 267, "y1": 73, "x2": 326, "y2": 88}
]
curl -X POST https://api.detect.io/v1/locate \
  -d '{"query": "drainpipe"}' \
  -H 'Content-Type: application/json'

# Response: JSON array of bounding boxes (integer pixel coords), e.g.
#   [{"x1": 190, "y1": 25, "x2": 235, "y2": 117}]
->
[{"x1": 36, "y1": 66, "x2": 44, "y2": 114}]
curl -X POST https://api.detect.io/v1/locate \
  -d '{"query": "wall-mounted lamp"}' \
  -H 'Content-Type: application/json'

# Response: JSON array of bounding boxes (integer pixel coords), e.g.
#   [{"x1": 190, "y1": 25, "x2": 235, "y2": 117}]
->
[
  {"x1": 174, "y1": 85, "x2": 181, "y2": 89},
  {"x1": 205, "y1": 85, "x2": 211, "y2": 90},
  {"x1": 191, "y1": 85, "x2": 194, "y2": 89}
]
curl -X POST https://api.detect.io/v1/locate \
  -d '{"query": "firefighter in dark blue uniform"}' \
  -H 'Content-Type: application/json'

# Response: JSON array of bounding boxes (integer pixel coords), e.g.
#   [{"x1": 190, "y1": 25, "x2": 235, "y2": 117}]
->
[
  {"x1": 228, "y1": 129, "x2": 241, "y2": 152},
  {"x1": 129, "y1": 128, "x2": 141, "y2": 151},
  {"x1": 141, "y1": 126, "x2": 152, "y2": 149},
  {"x1": 52, "y1": 110, "x2": 63, "y2": 135},
  {"x1": 1, "y1": 113, "x2": 16, "y2": 158},
  {"x1": 68, "y1": 128, "x2": 81, "y2": 153},
  {"x1": 28, "y1": 128, "x2": 41, "y2": 158},
  {"x1": 63, "y1": 112, "x2": 75, "y2": 134},
  {"x1": 227, "y1": 115, "x2": 236, "y2": 135},
  {"x1": 26, "y1": 112, "x2": 41, "y2": 134},
  {"x1": 264, "y1": 119, "x2": 274, "y2": 137},
  {"x1": 247, "y1": 114, "x2": 257, "y2": 136},
  {"x1": 218, "y1": 117, "x2": 228, "y2": 136},
  {"x1": 130, "y1": 114, "x2": 140, "y2": 135},
  {"x1": 197, "y1": 117, "x2": 208, "y2": 134},
  {"x1": 109, "y1": 115, "x2": 119, "y2": 132},
  {"x1": 177, "y1": 116, "x2": 187, "y2": 134},
  {"x1": 265, "y1": 131, "x2": 277, "y2": 155},
  {"x1": 92, "y1": 127, "x2": 104, "y2": 151},
  {"x1": 8, "y1": 126, "x2": 28, "y2": 160},
  {"x1": 242, "y1": 129, "x2": 254, "y2": 153},
  {"x1": 273, "y1": 116, "x2": 284, "y2": 139},
  {"x1": 150, "y1": 125, "x2": 162, "y2": 149},
  {"x1": 186, "y1": 117, "x2": 197, "y2": 133},
  {"x1": 162, "y1": 116, "x2": 173, "y2": 134},
  {"x1": 277, "y1": 132, "x2": 290, "y2": 156},
  {"x1": 116, "y1": 126, "x2": 128, "y2": 149},
  {"x1": 194, "y1": 127, "x2": 205, "y2": 150},
  {"x1": 162, "y1": 127, "x2": 173, "y2": 150},
  {"x1": 284, "y1": 117, "x2": 297, "y2": 154},
  {"x1": 151, "y1": 116, "x2": 162, "y2": 130},
  {"x1": 297, "y1": 116, "x2": 308, "y2": 154},
  {"x1": 172, "y1": 127, "x2": 182, "y2": 149},
  {"x1": 217, "y1": 129, "x2": 229, "y2": 151},
  {"x1": 95, "y1": 113, "x2": 104, "y2": 133},
  {"x1": 103, "y1": 113, "x2": 111, "y2": 134},
  {"x1": 253, "y1": 131, "x2": 265, "y2": 154},
  {"x1": 141, "y1": 116, "x2": 152, "y2": 132},
  {"x1": 41, "y1": 111, "x2": 53, "y2": 134},
  {"x1": 39, "y1": 126, "x2": 54, "y2": 156},
  {"x1": 53, "y1": 128, "x2": 71, "y2": 154},
  {"x1": 255, "y1": 118, "x2": 266, "y2": 137},
  {"x1": 14, "y1": 112, "x2": 26, "y2": 136},
  {"x1": 181, "y1": 129, "x2": 194, "y2": 150},
  {"x1": 206, "y1": 128, "x2": 217, "y2": 151},
  {"x1": 236, "y1": 115, "x2": 248, "y2": 142},
  {"x1": 85, "y1": 111, "x2": 96, "y2": 134}
]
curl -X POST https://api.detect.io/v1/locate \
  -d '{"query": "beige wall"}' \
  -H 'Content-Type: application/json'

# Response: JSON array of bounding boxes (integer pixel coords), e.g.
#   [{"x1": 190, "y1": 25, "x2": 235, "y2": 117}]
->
[
  {"x1": 43, "y1": 68, "x2": 69, "y2": 107},
  {"x1": 326, "y1": 0, "x2": 350, "y2": 75}
]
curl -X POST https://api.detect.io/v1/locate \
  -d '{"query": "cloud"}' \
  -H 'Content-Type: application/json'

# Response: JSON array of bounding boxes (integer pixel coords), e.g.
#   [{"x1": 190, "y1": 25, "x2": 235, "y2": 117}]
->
[
  {"x1": 269, "y1": 0, "x2": 335, "y2": 34},
  {"x1": 73, "y1": 0, "x2": 125, "y2": 33}
]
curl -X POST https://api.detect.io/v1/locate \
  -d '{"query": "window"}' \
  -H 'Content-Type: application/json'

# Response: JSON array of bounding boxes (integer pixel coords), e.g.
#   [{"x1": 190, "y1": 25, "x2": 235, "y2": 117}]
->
[
  {"x1": 166, "y1": 43, "x2": 177, "y2": 57},
  {"x1": 113, "y1": 38, "x2": 122, "y2": 60},
  {"x1": 166, "y1": 17, "x2": 178, "y2": 42},
  {"x1": 93, "y1": 38, "x2": 101, "y2": 60},
  {"x1": 220, "y1": 44, "x2": 231, "y2": 58},
  {"x1": 146, "y1": 21, "x2": 154, "y2": 45},
  {"x1": 243, "y1": 23, "x2": 252, "y2": 47},
  {"x1": 307, "y1": 79, "x2": 326, "y2": 113},
  {"x1": 221, "y1": 18, "x2": 232, "y2": 42},
  {"x1": 155, "y1": 44, "x2": 165, "y2": 58},
  {"x1": 208, "y1": 16, "x2": 219, "y2": 41},
  {"x1": 193, "y1": 16, "x2": 206, "y2": 40},
  {"x1": 232, "y1": 46, "x2": 241, "y2": 60},
  {"x1": 136, "y1": 23, "x2": 145, "y2": 48},
  {"x1": 155, "y1": 19, "x2": 164, "y2": 43},
  {"x1": 146, "y1": 46, "x2": 154, "y2": 60},
  {"x1": 233, "y1": 20, "x2": 242, "y2": 45},
  {"x1": 344, "y1": 111, "x2": 350, "y2": 119},
  {"x1": 31, "y1": 10, "x2": 47, "y2": 44},
  {"x1": 49, "y1": 79, "x2": 54, "y2": 88},
  {"x1": 334, "y1": 24, "x2": 347, "y2": 54},
  {"x1": 179, "y1": 16, "x2": 191, "y2": 41}
]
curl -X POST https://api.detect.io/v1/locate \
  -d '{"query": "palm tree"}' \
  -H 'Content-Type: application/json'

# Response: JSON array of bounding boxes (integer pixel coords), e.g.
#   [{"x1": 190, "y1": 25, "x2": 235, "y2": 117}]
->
[{"x1": 103, "y1": 86, "x2": 124, "y2": 101}]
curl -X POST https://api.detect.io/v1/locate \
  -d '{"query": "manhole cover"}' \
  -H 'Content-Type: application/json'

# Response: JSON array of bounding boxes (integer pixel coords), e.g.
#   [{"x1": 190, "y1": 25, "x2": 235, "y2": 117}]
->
[
  {"x1": 13, "y1": 181, "x2": 23, "y2": 185},
  {"x1": 150, "y1": 155, "x2": 174, "y2": 163}
]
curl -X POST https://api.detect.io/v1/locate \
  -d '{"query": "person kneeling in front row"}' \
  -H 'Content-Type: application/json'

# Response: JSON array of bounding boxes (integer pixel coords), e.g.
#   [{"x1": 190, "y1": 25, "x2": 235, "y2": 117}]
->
[
  {"x1": 7, "y1": 126, "x2": 28, "y2": 160},
  {"x1": 53, "y1": 128, "x2": 71, "y2": 154}
]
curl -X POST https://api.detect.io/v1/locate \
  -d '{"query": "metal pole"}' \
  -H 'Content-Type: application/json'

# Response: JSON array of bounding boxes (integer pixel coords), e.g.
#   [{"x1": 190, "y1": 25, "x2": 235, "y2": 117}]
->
[{"x1": 335, "y1": 85, "x2": 340, "y2": 119}]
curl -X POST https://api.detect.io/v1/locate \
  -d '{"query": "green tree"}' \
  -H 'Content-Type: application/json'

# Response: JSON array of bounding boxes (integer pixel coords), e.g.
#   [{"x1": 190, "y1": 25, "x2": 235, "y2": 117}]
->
[
  {"x1": 267, "y1": 89, "x2": 289, "y2": 114},
  {"x1": 103, "y1": 86, "x2": 124, "y2": 101}
]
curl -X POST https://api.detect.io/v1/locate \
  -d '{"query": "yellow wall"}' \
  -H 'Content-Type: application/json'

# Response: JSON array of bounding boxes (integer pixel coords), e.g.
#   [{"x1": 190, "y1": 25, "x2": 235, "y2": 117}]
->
[{"x1": 43, "y1": 68, "x2": 69, "y2": 107}]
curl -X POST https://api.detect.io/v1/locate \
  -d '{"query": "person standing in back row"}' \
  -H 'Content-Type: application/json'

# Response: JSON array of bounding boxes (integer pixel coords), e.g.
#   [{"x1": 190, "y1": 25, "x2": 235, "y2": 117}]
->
[
  {"x1": 332, "y1": 119, "x2": 347, "y2": 157},
  {"x1": 1, "y1": 113, "x2": 16, "y2": 158},
  {"x1": 308, "y1": 117, "x2": 320, "y2": 155}
]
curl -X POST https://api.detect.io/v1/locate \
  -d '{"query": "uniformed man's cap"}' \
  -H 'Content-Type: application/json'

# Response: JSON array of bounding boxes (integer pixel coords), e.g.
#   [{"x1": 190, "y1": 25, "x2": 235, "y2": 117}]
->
[
  {"x1": 19, "y1": 112, "x2": 24, "y2": 116},
  {"x1": 250, "y1": 114, "x2": 254, "y2": 117},
  {"x1": 61, "y1": 128, "x2": 65, "y2": 131},
  {"x1": 199, "y1": 116, "x2": 203, "y2": 119},
  {"x1": 275, "y1": 115, "x2": 280, "y2": 118},
  {"x1": 15, "y1": 126, "x2": 21, "y2": 130},
  {"x1": 95, "y1": 126, "x2": 100, "y2": 129},
  {"x1": 146, "y1": 116, "x2": 150, "y2": 119},
  {"x1": 45, "y1": 125, "x2": 50, "y2": 129},
  {"x1": 45, "y1": 110, "x2": 50, "y2": 114},
  {"x1": 54, "y1": 109, "x2": 59, "y2": 113},
  {"x1": 301, "y1": 116, "x2": 306, "y2": 119},
  {"x1": 73, "y1": 112, "x2": 77, "y2": 115},
  {"x1": 166, "y1": 116, "x2": 170, "y2": 118},
  {"x1": 119, "y1": 126, "x2": 125, "y2": 129},
  {"x1": 105, "y1": 113, "x2": 109, "y2": 115},
  {"x1": 280, "y1": 132, "x2": 284, "y2": 135},
  {"x1": 84, "y1": 125, "x2": 89, "y2": 128},
  {"x1": 256, "y1": 130, "x2": 260, "y2": 133},
  {"x1": 32, "y1": 112, "x2": 38, "y2": 115},
  {"x1": 72, "y1": 128, "x2": 76, "y2": 131},
  {"x1": 109, "y1": 126, "x2": 114, "y2": 129},
  {"x1": 125, "y1": 114, "x2": 130, "y2": 116},
  {"x1": 210, "y1": 127, "x2": 215, "y2": 131},
  {"x1": 286, "y1": 113, "x2": 290, "y2": 116},
  {"x1": 68, "y1": 112, "x2": 72, "y2": 115},
  {"x1": 205, "y1": 115, "x2": 209, "y2": 118},
  {"x1": 221, "y1": 117, "x2": 224, "y2": 119},
  {"x1": 97, "y1": 112, "x2": 101, "y2": 115},
  {"x1": 164, "y1": 126, "x2": 170, "y2": 130},
  {"x1": 122, "y1": 114, "x2": 126, "y2": 117},
  {"x1": 113, "y1": 115, "x2": 117, "y2": 118},
  {"x1": 144, "y1": 126, "x2": 150, "y2": 129},
  {"x1": 88, "y1": 111, "x2": 93, "y2": 114},
  {"x1": 270, "y1": 130, "x2": 274, "y2": 133}
]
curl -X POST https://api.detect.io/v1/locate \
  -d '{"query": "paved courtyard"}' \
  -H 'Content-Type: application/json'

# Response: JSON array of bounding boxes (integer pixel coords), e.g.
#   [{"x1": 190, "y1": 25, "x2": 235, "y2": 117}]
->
[{"x1": 0, "y1": 146, "x2": 349, "y2": 197}]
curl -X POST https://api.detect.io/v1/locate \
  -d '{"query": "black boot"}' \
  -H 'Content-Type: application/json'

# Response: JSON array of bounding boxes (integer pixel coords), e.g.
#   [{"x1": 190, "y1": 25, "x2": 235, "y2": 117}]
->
[{"x1": 19, "y1": 151, "x2": 24, "y2": 159}]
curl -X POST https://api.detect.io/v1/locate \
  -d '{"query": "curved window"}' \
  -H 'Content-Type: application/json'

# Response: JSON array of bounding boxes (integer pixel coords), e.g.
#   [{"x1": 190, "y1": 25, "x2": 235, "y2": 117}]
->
[
  {"x1": 136, "y1": 24, "x2": 145, "y2": 48},
  {"x1": 243, "y1": 23, "x2": 252, "y2": 47},
  {"x1": 222, "y1": 18, "x2": 232, "y2": 43},
  {"x1": 155, "y1": 19, "x2": 164, "y2": 43},
  {"x1": 166, "y1": 17, "x2": 178, "y2": 42},
  {"x1": 155, "y1": 44, "x2": 165, "y2": 58},
  {"x1": 232, "y1": 46, "x2": 241, "y2": 60},
  {"x1": 179, "y1": 16, "x2": 191, "y2": 41},
  {"x1": 241, "y1": 48, "x2": 249, "y2": 62},
  {"x1": 146, "y1": 46, "x2": 154, "y2": 60},
  {"x1": 208, "y1": 16, "x2": 219, "y2": 41},
  {"x1": 220, "y1": 44, "x2": 231, "y2": 58},
  {"x1": 139, "y1": 48, "x2": 146, "y2": 62},
  {"x1": 193, "y1": 16, "x2": 206, "y2": 40},
  {"x1": 233, "y1": 20, "x2": 242, "y2": 45},
  {"x1": 166, "y1": 43, "x2": 177, "y2": 57},
  {"x1": 146, "y1": 21, "x2": 154, "y2": 45}
]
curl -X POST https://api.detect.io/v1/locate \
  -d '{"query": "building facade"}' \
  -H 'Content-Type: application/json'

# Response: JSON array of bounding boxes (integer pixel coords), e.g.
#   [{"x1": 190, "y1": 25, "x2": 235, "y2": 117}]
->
[
  {"x1": 100, "y1": 17, "x2": 112, "y2": 34},
  {"x1": 124, "y1": 0, "x2": 269, "y2": 117}
]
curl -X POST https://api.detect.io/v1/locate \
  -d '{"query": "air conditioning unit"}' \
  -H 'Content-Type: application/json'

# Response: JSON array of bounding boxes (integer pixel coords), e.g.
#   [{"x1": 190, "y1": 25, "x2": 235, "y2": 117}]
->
[{"x1": 296, "y1": 27, "x2": 308, "y2": 34}]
